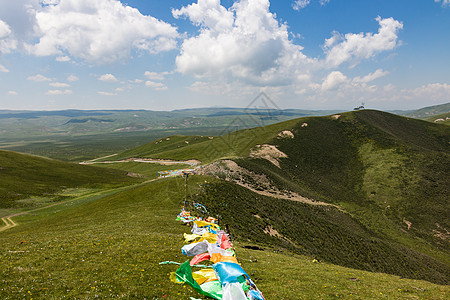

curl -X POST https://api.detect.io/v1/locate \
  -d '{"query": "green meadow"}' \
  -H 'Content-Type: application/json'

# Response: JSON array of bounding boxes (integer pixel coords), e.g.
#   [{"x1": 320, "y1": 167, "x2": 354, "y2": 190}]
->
[
  {"x1": 1, "y1": 109, "x2": 449, "y2": 299},
  {"x1": 1, "y1": 176, "x2": 448, "y2": 299}
]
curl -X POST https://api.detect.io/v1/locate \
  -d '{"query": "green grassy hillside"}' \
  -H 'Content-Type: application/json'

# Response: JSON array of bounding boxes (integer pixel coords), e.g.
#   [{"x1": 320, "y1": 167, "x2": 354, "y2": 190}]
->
[
  {"x1": 425, "y1": 112, "x2": 450, "y2": 125},
  {"x1": 1, "y1": 109, "x2": 449, "y2": 297},
  {"x1": 188, "y1": 110, "x2": 449, "y2": 284},
  {"x1": 0, "y1": 150, "x2": 140, "y2": 208},
  {"x1": 1, "y1": 176, "x2": 448, "y2": 299},
  {"x1": 404, "y1": 102, "x2": 450, "y2": 119},
  {"x1": 112, "y1": 118, "x2": 302, "y2": 163}
]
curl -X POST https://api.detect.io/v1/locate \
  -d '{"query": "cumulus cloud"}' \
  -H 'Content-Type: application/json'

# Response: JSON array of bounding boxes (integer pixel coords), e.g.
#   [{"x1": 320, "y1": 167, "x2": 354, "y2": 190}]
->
[
  {"x1": 353, "y1": 69, "x2": 389, "y2": 83},
  {"x1": 98, "y1": 91, "x2": 117, "y2": 96},
  {"x1": 67, "y1": 74, "x2": 79, "y2": 82},
  {"x1": 0, "y1": 19, "x2": 11, "y2": 38},
  {"x1": 173, "y1": 0, "x2": 313, "y2": 86},
  {"x1": 49, "y1": 82, "x2": 70, "y2": 87},
  {"x1": 40, "y1": 0, "x2": 60, "y2": 5},
  {"x1": 324, "y1": 16, "x2": 403, "y2": 67},
  {"x1": 27, "y1": 74, "x2": 52, "y2": 81},
  {"x1": 292, "y1": 0, "x2": 310, "y2": 10},
  {"x1": 0, "y1": 19, "x2": 18, "y2": 54},
  {"x1": 435, "y1": 0, "x2": 450, "y2": 7},
  {"x1": 55, "y1": 55, "x2": 70, "y2": 62},
  {"x1": 319, "y1": 69, "x2": 390, "y2": 92},
  {"x1": 98, "y1": 73, "x2": 118, "y2": 82},
  {"x1": 321, "y1": 71, "x2": 349, "y2": 91},
  {"x1": 25, "y1": 0, "x2": 178, "y2": 63},
  {"x1": 145, "y1": 80, "x2": 168, "y2": 91},
  {"x1": 293, "y1": 0, "x2": 329, "y2": 10},
  {"x1": 45, "y1": 89, "x2": 72, "y2": 95},
  {"x1": 144, "y1": 71, "x2": 168, "y2": 80},
  {"x1": 406, "y1": 82, "x2": 450, "y2": 99},
  {"x1": 0, "y1": 63, "x2": 9, "y2": 72},
  {"x1": 8, "y1": 91, "x2": 18, "y2": 96}
]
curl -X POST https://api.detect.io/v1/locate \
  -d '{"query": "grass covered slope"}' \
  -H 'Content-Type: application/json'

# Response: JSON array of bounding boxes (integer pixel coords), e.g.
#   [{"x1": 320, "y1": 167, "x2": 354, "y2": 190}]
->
[
  {"x1": 192, "y1": 110, "x2": 449, "y2": 284},
  {"x1": 197, "y1": 181, "x2": 449, "y2": 285},
  {"x1": 112, "y1": 118, "x2": 302, "y2": 163},
  {"x1": 0, "y1": 150, "x2": 140, "y2": 208},
  {"x1": 1, "y1": 176, "x2": 448, "y2": 299}
]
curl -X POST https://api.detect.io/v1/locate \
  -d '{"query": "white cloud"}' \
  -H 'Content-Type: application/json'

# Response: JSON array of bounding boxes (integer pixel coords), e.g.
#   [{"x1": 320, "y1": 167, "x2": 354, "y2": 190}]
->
[
  {"x1": 0, "y1": 0, "x2": 39, "y2": 55},
  {"x1": 98, "y1": 73, "x2": 117, "y2": 82},
  {"x1": 28, "y1": 0, "x2": 178, "y2": 63},
  {"x1": 40, "y1": 0, "x2": 60, "y2": 5},
  {"x1": 55, "y1": 55, "x2": 70, "y2": 62},
  {"x1": 115, "y1": 87, "x2": 124, "y2": 92},
  {"x1": 145, "y1": 80, "x2": 168, "y2": 91},
  {"x1": 435, "y1": 0, "x2": 450, "y2": 7},
  {"x1": 0, "y1": 19, "x2": 12, "y2": 38},
  {"x1": 0, "y1": 19, "x2": 18, "y2": 54},
  {"x1": 292, "y1": 0, "x2": 329, "y2": 10},
  {"x1": 130, "y1": 79, "x2": 143, "y2": 84},
  {"x1": 173, "y1": 0, "x2": 314, "y2": 86},
  {"x1": 0, "y1": 63, "x2": 9, "y2": 72},
  {"x1": 8, "y1": 91, "x2": 18, "y2": 96},
  {"x1": 49, "y1": 82, "x2": 70, "y2": 87},
  {"x1": 292, "y1": 0, "x2": 310, "y2": 11},
  {"x1": 353, "y1": 69, "x2": 389, "y2": 83},
  {"x1": 45, "y1": 89, "x2": 72, "y2": 95},
  {"x1": 321, "y1": 71, "x2": 349, "y2": 91},
  {"x1": 98, "y1": 91, "x2": 117, "y2": 96},
  {"x1": 406, "y1": 82, "x2": 450, "y2": 99},
  {"x1": 324, "y1": 16, "x2": 403, "y2": 67},
  {"x1": 67, "y1": 74, "x2": 79, "y2": 82},
  {"x1": 144, "y1": 71, "x2": 166, "y2": 80},
  {"x1": 27, "y1": 74, "x2": 52, "y2": 81}
]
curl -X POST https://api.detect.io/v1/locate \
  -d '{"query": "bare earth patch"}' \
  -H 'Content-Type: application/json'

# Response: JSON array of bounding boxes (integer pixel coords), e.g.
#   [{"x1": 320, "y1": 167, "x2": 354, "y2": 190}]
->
[
  {"x1": 249, "y1": 144, "x2": 287, "y2": 168},
  {"x1": 199, "y1": 160, "x2": 336, "y2": 207},
  {"x1": 277, "y1": 130, "x2": 295, "y2": 139},
  {"x1": 403, "y1": 218, "x2": 412, "y2": 230},
  {"x1": 433, "y1": 223, "x2": 450, "y2": 241},
  {"x1": 263, "y1": 225, "x2": 282, "y2": 237}
]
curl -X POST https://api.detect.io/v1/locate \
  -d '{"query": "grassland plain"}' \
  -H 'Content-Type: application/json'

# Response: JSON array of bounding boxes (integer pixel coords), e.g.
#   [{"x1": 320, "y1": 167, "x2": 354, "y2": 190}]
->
[
  {"x1": 0, "y1": 127, "x2": 228, "y2": 162},
  {"x1": 1, "y1": 176, "x2": 449, "y2": 299}
]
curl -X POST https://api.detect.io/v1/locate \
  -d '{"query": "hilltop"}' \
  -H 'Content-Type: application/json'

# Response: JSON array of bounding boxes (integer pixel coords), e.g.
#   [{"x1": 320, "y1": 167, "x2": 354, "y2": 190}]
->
[{"x1": 1, "y1": 103, "x2": 448, "y2": 162}]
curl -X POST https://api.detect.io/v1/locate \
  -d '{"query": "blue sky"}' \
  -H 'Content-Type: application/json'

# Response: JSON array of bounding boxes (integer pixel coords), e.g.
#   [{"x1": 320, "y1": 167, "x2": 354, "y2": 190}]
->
[{"x1": 0, "y1": 0, "x2": 449, "y2": 111}]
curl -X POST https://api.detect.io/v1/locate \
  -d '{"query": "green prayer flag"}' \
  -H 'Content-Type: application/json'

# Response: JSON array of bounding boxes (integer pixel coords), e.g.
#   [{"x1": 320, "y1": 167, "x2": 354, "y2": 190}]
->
[{"x1": 175, "y1": 260, "x2": 223, "y2": 299}]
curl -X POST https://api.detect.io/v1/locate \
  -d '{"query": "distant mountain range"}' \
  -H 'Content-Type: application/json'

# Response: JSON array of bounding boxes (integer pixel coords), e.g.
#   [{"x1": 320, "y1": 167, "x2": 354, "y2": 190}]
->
[{"x1": 0, "y1": 102, "x2": 448, "y2": 139}]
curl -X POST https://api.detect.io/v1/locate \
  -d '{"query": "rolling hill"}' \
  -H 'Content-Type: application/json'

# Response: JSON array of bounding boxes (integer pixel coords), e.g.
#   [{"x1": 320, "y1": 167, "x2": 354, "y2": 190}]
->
[
  {"x1": 1, "y1": 175, "x2": 448, "y2": 298},
  {"x1": 110, "y1": 109, "x2": 450, "y2": 284},
  {"x1": 1, "y1": 109, "x2": 449, "y2": 298},
  {"x1": 0, "y1": 150, "x2": 141, "y2": 209}
]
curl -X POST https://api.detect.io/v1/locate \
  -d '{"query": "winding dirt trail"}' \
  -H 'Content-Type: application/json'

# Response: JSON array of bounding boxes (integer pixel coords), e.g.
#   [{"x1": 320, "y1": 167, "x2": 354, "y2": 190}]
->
[
  {"x1": 0, "y1": 217, "x2": 16, "y2": 232},
  {"x1": 0, "y1": 196, "x2": 88, "y2": 232},
  {"x1": 80, "y1": 157, "x2": 201, "y2": 166}
]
